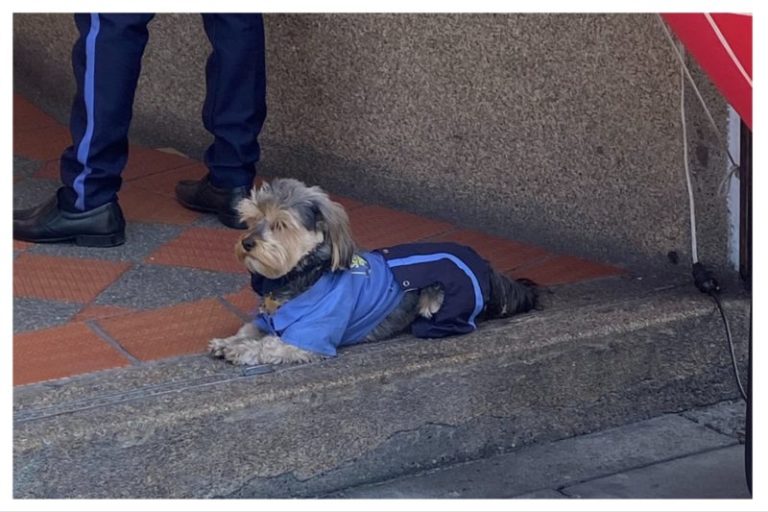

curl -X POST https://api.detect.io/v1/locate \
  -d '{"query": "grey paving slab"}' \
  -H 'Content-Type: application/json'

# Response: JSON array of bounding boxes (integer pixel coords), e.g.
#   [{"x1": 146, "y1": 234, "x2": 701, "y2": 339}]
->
[
  {"x1": 27, "y1": 222, "x2": 184, "y2": 263},
  {"x1": 560, "y1": 445, "x2": 750, "y2": 499},
  {"x1": 330, "y1": 414, "x2": 737, "y2": 499},
  {"x1": 681, "y1": 399, "x2": 747, "y2": 443},
  {"x1": 94, "y1": 263, "x2": 245, "y2": 309},
  {"x1": 13, "y1": 175, "x2": 59, "y2": 210},
  {"x1": 191, "y1": 213, "x2": 230, "y2": 229},
  {"x1": 13, "y1": 155, "x2": 41, "y2": 180},
  {"x1": 13, "y1": 298, "x2": 82, "y2": 333}
]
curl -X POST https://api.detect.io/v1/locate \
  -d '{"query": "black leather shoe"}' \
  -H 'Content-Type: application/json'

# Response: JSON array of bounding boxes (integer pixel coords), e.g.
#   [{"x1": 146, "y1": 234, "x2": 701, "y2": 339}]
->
[
  {"x1": 14, "y1": 204, "x2": 38, "y2": 221},
  {"x1": 13, "y1": 188, "x2": 126, "y2": 247},
  {"x1": 175, "y1": 174, "x2": 249, "y2": 229}
]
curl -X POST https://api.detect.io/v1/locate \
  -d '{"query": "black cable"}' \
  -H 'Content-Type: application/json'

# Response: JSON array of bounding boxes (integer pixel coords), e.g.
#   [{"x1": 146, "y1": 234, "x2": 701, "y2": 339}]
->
[
  {"x1": 691, "y1": 262, "x2": 748, "y2": 402},
  {"x1": 708, "y1": 291, "x2": 748, "y2": 402}
]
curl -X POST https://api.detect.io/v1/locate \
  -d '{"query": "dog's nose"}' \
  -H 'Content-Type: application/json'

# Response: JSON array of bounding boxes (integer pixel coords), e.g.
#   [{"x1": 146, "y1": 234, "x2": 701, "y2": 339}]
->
[{"x1": 241, "y1": 237, "x2": 256, "y2": 252}]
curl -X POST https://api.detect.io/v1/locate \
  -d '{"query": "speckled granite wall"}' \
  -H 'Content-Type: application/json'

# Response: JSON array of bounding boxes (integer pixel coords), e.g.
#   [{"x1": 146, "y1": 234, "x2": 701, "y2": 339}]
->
[{"x1": 13, "y1": 13, "x2": 735, "y2": 273}]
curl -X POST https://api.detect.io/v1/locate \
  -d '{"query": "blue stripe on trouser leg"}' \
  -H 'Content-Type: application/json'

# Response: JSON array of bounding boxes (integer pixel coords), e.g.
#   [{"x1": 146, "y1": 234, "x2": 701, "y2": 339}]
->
[
  {"x1": 201, "y1": 14, "x2": 267, "y2": 189},
  {"x1": 60, "y1": 13, "x2": 154, "y2": 211},
  {"x1": 71, "y1": 13, "x2": 100, "y2": 211}
]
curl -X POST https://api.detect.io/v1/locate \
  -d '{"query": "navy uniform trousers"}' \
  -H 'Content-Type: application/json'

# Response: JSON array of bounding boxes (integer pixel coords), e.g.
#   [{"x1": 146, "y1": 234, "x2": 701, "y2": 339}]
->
[{"x1": 60, "y1": 13, "x2": 267, "y2": 211}]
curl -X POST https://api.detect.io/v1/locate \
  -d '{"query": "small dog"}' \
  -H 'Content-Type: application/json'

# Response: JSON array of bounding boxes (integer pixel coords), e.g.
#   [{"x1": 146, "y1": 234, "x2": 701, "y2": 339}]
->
[{"x1": 209, "y1": 178, "x2": 538, "y2": 365}]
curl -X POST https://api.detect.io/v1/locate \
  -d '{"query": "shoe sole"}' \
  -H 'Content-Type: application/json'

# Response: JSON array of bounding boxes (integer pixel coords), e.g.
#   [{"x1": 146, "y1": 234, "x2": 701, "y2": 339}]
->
[
  {"x1": 15, "y1": 232, "x2": 126, "y2": 248},
  {"x1": 176, "y1": 196, "x2": 218, "y2": 215}
]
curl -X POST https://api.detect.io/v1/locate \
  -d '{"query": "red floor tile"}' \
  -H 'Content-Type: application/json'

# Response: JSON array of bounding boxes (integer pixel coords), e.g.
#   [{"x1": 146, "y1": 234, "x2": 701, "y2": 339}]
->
[
  {"x1": 32, "y1": 159, "x2": 60, "y2": 180},
  {"x1": 129, "y1": 162, "x2": 266, "y2": 198},
  {"x1": 427, "y1": 229, "x2": 552, "y2": 273},
  {"x1": 33, "y1": 145, "x2": 197, "y2": 184},
  {"x1": 119, "y1": 181, "x2": 202, "y2": 225},
  {"x1": 13, "y1": 94, "x2": 60, "y2": 133},
  {"x1": 97, "y1": 298, "x2": 245, "y2": 361},
  {"x1": 14, "y1": 124, "x2": 72, "y2": 161},
  {"x1": 14, "y1": 322, "x2": 131, "y2": 385},
  {"x1": 329, "y1": 194, "x2": 366, "y2": 211},
  {"x1": 13, "y1": 254, "x2": 131, "y2": 303},
  {"x1": 349, "y1": 205, "x2": 454, "y2": 249},
  {"x1": 146, "y1": 227, "x2": 245, "y2": 273},
  {"x1": 223, "y1": 286, "x2": 261, "y2": 317},
  {"x1": 511, "y1": 254, "x2": 625, "y2": 286},
  {"x1": 121, "y1": 145, "x2": 196, "y2": 181},
  {"x1": 13, "y1": 240, "x2": 32, "y2": 252},
  {"x1": 72, "y1": 304, "x2": 137, "y2": 322},
  {"x1": 129, "y1": 162, "x2": 208, "y2": 197}
]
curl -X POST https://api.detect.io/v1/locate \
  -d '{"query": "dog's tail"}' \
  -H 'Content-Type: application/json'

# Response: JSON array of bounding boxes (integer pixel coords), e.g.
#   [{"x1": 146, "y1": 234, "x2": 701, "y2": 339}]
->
[{"x1": 484, "y1": 272, "x2": 538, "y2": 319}]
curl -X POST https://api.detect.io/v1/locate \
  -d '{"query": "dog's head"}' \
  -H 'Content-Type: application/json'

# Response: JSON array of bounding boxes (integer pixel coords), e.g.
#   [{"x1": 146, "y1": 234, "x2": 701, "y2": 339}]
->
[{"x1": 234, "y1": 178, "x2": 356, "y2": 279}]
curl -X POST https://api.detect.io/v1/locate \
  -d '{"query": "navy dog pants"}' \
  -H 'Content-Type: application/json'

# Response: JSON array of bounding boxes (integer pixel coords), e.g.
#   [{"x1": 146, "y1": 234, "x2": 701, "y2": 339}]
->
[{"x1": 60, "y1": 13, "x2": 267, "y2": 211}]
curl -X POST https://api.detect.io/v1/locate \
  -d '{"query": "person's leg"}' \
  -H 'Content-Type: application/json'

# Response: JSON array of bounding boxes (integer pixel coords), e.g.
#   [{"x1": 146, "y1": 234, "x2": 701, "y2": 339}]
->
[
  {"x1": 201, "y1": 13, "x2": 266, "y2": 188},
  {"x1": 176, "y1": 13, "x2": 266, "y2": 229},
  {"x1": 61, "y1": 12, "x2": 155, "y2": 211},
  {"x1": 14, "y1": 13, "x2": 154, "y2": 246}
]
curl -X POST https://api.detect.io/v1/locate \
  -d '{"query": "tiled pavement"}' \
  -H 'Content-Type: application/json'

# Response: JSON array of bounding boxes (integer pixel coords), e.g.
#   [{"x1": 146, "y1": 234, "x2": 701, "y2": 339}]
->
[{"x1": 12, "y1": 94, "x2": 625, "y2": 386}]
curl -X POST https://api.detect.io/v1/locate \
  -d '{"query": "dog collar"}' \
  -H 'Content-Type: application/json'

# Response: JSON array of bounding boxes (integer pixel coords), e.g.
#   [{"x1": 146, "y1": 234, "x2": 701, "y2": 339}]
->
[{"x1": 249, "y1": 244, "x2": 332, "y2": 298}]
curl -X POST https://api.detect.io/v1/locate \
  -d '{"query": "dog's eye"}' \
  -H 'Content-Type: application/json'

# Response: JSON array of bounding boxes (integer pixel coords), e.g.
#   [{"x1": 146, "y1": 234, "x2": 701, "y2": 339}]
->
[{"x1": 271, "y1": 221, "x2": 284, "y2": 231}]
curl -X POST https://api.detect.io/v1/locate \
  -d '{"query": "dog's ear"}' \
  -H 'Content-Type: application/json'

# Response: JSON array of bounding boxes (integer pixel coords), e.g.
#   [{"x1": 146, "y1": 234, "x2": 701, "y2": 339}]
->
[
  {"x1": 235, "y1": 190, "x2": 260, "y2": 224},
  {"x1": 311, "y1": 193, "x2": 356, "y2": 270}
]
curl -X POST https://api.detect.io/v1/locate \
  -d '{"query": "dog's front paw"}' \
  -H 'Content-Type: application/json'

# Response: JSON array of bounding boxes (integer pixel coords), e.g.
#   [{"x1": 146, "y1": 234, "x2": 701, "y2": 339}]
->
[
  {"x1": 209, "y1": 323, "x2": 264, "y2": 358},
  {"x1": 208, "y1": 338, "x2": 232, "y2": 358},
  {"x1": 220, "y1": 335, "x2": 325, "y2": 365},
  {"x1": 221, "y1": 340, "x2": 270, "y2": 365},
  {"x1": 221, "y1": 339, "x2": 265, "y2": 365}
]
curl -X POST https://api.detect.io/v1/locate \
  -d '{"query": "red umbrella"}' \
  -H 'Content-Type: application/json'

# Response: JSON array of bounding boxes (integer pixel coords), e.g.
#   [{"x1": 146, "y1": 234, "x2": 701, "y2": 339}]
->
[{"x1": 662, "y1": 13, "x2": 752, "y2": 130}]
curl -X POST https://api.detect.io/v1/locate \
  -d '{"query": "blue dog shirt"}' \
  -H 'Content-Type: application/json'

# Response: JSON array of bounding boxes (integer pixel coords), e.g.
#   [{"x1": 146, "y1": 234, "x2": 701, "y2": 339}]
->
[
  {"x1": 252, "y1": 243, "x2": 493, "y2": 356},
  {"x1": 253, "y1": 252, "x2": 405, "y2": 356}
]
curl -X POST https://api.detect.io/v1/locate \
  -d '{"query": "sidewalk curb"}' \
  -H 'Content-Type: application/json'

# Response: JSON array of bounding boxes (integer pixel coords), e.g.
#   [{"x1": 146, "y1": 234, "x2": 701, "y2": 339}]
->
[{"x1": 14, "y1": 285, "x2": 749, "y2": 498}]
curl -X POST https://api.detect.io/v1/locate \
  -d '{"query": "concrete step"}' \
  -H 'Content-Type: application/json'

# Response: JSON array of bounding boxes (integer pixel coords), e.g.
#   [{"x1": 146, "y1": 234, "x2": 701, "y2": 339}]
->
[{"x1": 13, "y1": 277, "x2": 749, "y2": 498}]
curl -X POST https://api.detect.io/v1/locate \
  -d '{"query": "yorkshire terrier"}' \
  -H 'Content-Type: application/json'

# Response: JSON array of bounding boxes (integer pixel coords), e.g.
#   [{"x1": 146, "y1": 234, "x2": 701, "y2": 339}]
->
[{"x1": 209, "y1": 178, "x2": 538, "y2": 365}]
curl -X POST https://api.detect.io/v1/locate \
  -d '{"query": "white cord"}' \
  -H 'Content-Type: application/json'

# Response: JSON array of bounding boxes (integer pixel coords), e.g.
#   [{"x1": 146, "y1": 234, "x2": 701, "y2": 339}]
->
[
  {"x1": 657, "y1": 14, "x2": 739, "y2": 170},
  {"x1": 679, "y1": 58, "x2": 699, "y2": 264},
  {"x1": 658, "y1": 14, "x2": 743, "y2": 265}
]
